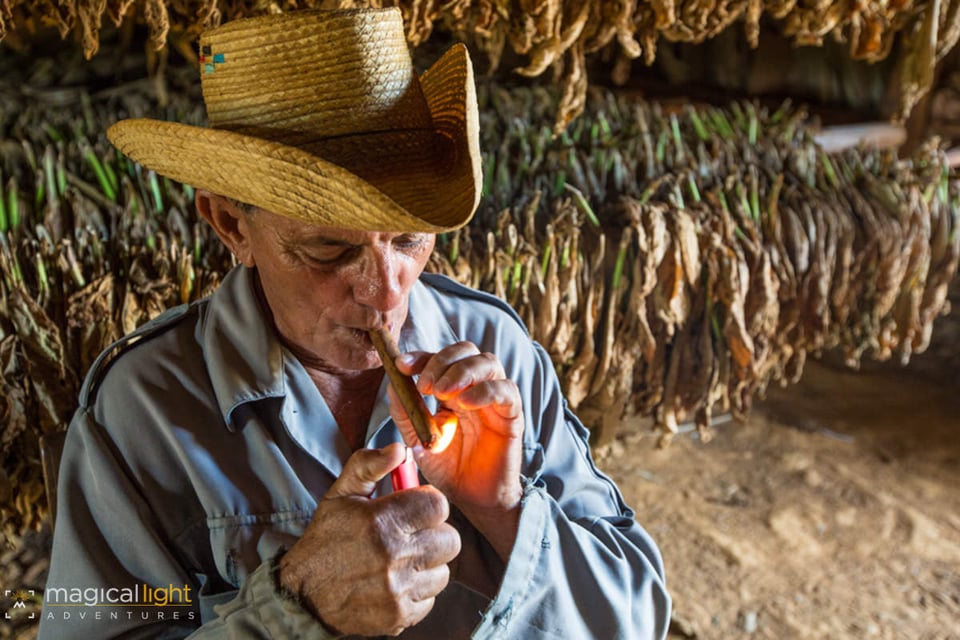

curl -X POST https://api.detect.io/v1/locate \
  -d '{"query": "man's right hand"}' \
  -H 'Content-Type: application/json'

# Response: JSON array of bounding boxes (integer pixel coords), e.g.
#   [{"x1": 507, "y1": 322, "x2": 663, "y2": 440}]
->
[{"x1": 278, "y1": 443, "x2": 461, "y2": 637}]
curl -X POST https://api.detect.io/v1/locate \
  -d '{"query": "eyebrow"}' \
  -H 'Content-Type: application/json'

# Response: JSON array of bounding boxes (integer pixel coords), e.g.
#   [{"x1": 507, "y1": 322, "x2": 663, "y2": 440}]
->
[
  {"x1": 302, "y1": 236, "x2": 356, "y2": 247},
  {"x1": 278, "y1": 232, "x2": 426, "y2": 253}
]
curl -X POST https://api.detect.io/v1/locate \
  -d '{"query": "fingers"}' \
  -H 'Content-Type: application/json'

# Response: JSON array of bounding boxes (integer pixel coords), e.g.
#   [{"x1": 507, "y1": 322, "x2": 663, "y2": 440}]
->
[
  {"x1": 406, "y1": 521, "x2": 462, "y2": 569},
  {"x1": 391, "y1": 343, "x2": 523, "y2": 446},
  {"x1": 457, "y1": 380, "x2": 523, "y2": 426},
  {"x1": 381, "y1": 485, "x2": 450, "y2": 534},
  {"x1": 289, "y1": 490, "x2": 457, "y2": 630},
  {"x1": 399, "y1": 342, "x2": 506, "y2": 399},
  {"x1": 402, "y1": 563, "x2": 451, "y2": 604},
  {"x1": 326, "y1": 443, "x2": 407, "y2": 499},
  {"x1": 373, "y1": 564, "x2": 450, "y2": 636},
  {"x1": 282, "y1": 461, "x2": 460, "y2": 638},
  {"x1": 395, "y1": 350, "x2": 432, "y2": 376},
  {"x1": 386, "y1": 597, "x2": 434, "y2": 637},
  {"x1": 424, "y1": 380, "x2": 522, "y2": 442}
]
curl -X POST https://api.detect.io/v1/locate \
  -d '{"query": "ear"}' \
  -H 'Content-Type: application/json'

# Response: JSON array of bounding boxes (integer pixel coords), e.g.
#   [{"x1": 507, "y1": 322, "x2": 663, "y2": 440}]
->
[{"x1": 195, "y1": 190, "x2": 256, "y2": 267}]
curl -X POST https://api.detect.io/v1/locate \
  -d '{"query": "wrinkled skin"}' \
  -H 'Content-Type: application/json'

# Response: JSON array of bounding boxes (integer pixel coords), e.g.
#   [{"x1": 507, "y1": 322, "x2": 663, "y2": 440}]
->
[{"x1": 281, "y1": 443, "x2": 461, "y2": 636}]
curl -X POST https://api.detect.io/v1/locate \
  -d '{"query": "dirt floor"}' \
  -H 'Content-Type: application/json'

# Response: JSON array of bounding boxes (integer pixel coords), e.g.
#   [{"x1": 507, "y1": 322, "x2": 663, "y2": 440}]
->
[{"x1": 601, "y1": 358, "x2": 960, "y2": 640}]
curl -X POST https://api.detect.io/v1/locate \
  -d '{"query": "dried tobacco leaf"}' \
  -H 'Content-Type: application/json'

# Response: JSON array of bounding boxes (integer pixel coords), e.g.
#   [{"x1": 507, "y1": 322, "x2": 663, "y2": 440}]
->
[
  {"x1": 67, "y1": 274, "x2": 120, "y2": 375},
  {"x1": 895, "y1": 0, "x2": 939, "y2": 119},
  {"x1": 0, "y1": 335, "x2": 28, "y2": 454},
  {"x1": 77, "y1": 0, "x2": 107, "y2": 58},
  {"x1": 7, "y1": 287, "x2": 77, "y2": 435},
  {"x1": 564, "y1": 232, "x2": 604, "y2": 407},
  {"x1": 552, "y1": 39, "x2": 588, "y2": 136},
  {"x1": 0, "y1": 0, "x2": 12, "y2": 40},
  {"x1": 144, "y1": 0, "x2": 171, "y2": 52},
  {"x1": 105, "y1": 0, "x2": 137, "y2": 26}
]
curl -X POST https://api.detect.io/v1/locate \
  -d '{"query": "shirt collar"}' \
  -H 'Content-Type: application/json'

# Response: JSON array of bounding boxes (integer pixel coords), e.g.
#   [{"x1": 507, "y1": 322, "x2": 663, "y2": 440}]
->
[
  {"x1": 400, "y1": 277, "x2": 460, "y2": 358},
  {"x1": 202, "y1": 266, "x2": 460, "y2": 433},
  {"x1": 202, "y1": 266, "x2": 286, "y2": 431}
]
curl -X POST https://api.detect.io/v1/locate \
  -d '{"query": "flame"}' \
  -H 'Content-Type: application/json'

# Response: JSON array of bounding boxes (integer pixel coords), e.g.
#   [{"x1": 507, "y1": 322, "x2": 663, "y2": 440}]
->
[{"x1": 430, "y1": 413, "x2": 458, "y2": 453}]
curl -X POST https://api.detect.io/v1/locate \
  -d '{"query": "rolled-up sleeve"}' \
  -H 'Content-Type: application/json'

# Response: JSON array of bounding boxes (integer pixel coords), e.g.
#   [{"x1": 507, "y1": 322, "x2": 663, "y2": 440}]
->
[{"x1": 186, "y1": 560, "x2": 337, "y2": 640}]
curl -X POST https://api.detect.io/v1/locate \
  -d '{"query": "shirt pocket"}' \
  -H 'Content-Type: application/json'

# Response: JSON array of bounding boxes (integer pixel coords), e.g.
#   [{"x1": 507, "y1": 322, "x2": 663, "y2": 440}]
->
[{"x1": 206, "y1": 510, "x2": 313, "y2": 587}]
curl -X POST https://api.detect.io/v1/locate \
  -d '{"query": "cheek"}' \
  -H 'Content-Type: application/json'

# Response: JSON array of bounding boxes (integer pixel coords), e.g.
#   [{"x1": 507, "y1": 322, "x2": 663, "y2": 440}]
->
[
  {"x1": 258, "y1": 260, "x2": 344, "y2": 318},
  {"x1": 404, "y1": 241, "x2": 435, "y2": 282},
  {"x1": 399, "y1": 258, "x2": 422, "y2": 284},
  {"x1": 300, "y1": 273, "x2": 350, "y2": 308},
  {"x1": 393, "y1": 253, "x2": 430, "y2": 293}
]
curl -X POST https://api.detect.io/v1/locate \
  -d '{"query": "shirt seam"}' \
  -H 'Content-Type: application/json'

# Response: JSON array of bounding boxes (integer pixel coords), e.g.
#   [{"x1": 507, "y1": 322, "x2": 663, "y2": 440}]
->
[
  {"x1": 492, "y1": 484, "x2": 547, "y2": 631},
  {"x1": 205, "y1": 509, "x2": 315, "y2": 530}
]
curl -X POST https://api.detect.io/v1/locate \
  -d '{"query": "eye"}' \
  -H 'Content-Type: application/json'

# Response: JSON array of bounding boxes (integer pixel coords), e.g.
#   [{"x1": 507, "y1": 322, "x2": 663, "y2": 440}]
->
[
  {"x1": 300, "y1": 246, "x2": 358, "y2": 266},
  {"x1": 393, "y1": 234, "x2": 427, "y2": 252}
]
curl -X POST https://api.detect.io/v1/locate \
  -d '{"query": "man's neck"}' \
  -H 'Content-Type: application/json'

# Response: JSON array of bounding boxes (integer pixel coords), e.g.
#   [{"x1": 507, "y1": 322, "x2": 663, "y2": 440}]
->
[{"x1": 308, "y1": 367, "x2": 384, "y2": 451}]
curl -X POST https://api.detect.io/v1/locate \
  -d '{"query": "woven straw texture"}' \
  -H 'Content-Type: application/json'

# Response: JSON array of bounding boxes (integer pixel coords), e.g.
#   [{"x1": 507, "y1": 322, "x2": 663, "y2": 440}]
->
[{"x1": 108, "y1": 8, "x2": 481, "y2": 232}]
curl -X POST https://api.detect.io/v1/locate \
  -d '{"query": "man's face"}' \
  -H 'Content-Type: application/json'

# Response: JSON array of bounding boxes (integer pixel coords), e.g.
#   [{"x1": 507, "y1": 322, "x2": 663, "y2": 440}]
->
[{"x1": 223, "y1": 203, "x2": 435, "y2": 372}]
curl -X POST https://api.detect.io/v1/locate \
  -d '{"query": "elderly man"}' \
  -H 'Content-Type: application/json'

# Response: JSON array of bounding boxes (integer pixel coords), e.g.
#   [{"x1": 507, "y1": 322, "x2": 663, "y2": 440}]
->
[{"x1": 40, "y1": 8, "x2": 669, "y2": 639}]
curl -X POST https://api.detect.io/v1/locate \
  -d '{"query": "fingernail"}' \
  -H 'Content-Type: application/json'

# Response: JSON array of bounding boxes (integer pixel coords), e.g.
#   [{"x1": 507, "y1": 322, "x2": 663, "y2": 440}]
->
[
  {"x1": 417, "y1": 375, "x2": 432, "y2": 392},
  {"x1": 398, "y1": 353, "x2": 416, "y2": 367}
]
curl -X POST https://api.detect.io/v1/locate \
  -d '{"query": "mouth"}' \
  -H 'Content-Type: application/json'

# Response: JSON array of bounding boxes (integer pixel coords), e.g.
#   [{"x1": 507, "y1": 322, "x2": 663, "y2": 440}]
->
[
  {"x1": 349, "y1": 327, "x2": 375, "y2": 347},
  {"x1": 350, "y1": 317, "x2": 394, "y2": 335},
  {"x1": 349, "y1": 324, "x2": 395, "y2": 352}
]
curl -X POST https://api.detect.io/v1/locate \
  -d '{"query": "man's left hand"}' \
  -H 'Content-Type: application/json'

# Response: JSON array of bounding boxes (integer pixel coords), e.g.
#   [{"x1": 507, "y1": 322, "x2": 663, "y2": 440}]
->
[{"x1": 388, "y1": 341, "x2": 523, "y2": 560}]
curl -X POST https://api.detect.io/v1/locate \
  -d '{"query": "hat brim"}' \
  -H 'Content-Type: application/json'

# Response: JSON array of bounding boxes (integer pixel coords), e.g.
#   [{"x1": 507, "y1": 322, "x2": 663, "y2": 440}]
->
[{"x1": 107, "y1": 43, "x2": 481, "y2": 233}]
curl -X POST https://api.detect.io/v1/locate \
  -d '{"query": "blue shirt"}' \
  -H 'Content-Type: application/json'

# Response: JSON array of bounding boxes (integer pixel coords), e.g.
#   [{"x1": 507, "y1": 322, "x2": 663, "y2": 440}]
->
[{"x1": 40, "y1": 266, "x2": 670, "y2": 639}]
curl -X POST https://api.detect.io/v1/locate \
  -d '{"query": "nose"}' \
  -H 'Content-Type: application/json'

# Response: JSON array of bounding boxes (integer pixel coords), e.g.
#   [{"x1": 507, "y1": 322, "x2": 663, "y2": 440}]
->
[{"x1": 352, "y1": 247, "x2": 404, "y2": 313}]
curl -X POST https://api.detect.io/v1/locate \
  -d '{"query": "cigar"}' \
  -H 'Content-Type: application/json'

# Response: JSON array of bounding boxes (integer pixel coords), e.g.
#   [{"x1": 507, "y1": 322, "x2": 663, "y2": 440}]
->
[{"x1": 369, "y1": 328, "x2": 437, "y2": 448}]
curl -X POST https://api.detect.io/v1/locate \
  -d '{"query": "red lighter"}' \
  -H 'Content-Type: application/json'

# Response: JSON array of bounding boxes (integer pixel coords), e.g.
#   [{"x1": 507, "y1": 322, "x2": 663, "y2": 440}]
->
[{"x1": 390, "y1": 447, "x2": 420, "y2": 491}]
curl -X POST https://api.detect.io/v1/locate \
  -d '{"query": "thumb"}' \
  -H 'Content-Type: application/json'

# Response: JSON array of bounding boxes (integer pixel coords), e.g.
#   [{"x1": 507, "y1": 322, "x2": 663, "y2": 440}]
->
[{"x1": 325, "y1": 443, "x2": 407, "y2": 499}]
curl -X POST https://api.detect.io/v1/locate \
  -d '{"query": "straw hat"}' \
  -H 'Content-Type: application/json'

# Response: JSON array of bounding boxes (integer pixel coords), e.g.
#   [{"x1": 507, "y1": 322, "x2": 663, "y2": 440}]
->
[{"x1": 107, "y1": 8, "x2": 481, "y2": 232}]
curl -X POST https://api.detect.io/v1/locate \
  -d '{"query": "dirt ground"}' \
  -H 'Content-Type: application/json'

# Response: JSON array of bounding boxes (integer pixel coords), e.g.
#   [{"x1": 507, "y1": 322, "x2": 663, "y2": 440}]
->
[{"x1": 601, "y1": 358, "x2": 960, "y2": 640}]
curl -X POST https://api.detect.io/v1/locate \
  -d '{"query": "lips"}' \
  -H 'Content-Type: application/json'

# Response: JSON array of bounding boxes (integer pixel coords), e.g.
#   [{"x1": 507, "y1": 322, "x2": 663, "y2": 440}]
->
[{"x1": 349, "y1": 327, "x2": 374, "y2": 343}]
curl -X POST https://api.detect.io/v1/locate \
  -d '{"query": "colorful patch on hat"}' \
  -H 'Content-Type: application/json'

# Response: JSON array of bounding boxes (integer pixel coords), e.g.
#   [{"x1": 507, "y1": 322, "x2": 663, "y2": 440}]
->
[{"x1": 200, "y1": 45, "x2": 226, "y2": 73}]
